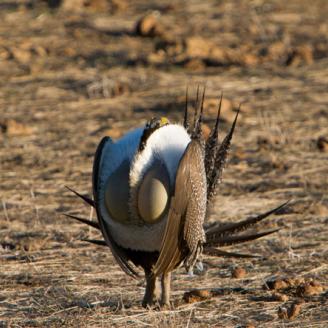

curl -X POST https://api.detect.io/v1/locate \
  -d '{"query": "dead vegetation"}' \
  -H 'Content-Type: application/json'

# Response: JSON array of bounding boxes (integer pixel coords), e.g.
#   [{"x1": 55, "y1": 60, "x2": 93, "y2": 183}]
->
[{"x1": 1, "y1": 0, "x2": 328, "y2": 327}]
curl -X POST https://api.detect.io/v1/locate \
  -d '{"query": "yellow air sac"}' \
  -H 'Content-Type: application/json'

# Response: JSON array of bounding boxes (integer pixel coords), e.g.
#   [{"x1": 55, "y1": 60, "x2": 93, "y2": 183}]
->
[{"x1": 137, "y1": 164, "x2": 169, "y2": 223}]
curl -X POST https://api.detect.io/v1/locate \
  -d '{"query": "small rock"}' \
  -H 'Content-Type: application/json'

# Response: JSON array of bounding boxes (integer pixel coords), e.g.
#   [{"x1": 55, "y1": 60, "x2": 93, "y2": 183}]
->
[
  {"x1": 11, "y1": 47, "x2": 31, "y2": 64},
  {"x1": 33, "y1": 45, "x2": 48, "y2": 57},
  {"x1": 296, "y1": 281, "x2": 324, "y2": 297},
  {"x1": 288, "y1": 302, "x2": 303, "y2": 320},
  {"x1": 207, "y1": 46, "x2": 227, "y2": 65},
  {"x1": 278, "y1": 302, "x2": 303, "y2": 320},
  {"x1": 147, "y1": 50, "x2": 166, "y2": 65},
  {"x1": 287, "y1": 45, "x2": 313, "y2": 66},
  {"x1": 183, "y1": 289, "x2": 212, "y2": 304},
  {"x1": 264, "y1": 276, "x2": 307, "y2": 290},
  {"x1": 232, "y1": 267, "x2": 247, "y2": 279},
  {"x1": 317, "y1": 136, "x2": 328, "y2": 152},
  {"x1": 277, "y1": 306, "x2": 288, "y2": 320},
  {"x1": 265, "y1": 278, "x2": 289, "y2": 290},
  {"x1": 135, "y1": 13, "x2": 164, "y2": 37},
  {"x1": 184, "y1": 58, "x2": 205, "y2": 70}
]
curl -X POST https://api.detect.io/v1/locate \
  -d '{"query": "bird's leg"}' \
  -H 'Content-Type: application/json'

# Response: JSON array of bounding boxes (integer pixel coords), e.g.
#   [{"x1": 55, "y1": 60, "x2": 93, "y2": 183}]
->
[
  {"x1": 142, "y1": 270, "x2": 160, "y2": 308},
  {"x1": 160, "y1": 272, "x2": 171, "y2": 307}
]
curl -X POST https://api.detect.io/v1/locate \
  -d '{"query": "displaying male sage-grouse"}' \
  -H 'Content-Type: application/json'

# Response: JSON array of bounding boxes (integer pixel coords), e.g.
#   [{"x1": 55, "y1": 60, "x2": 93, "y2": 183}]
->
[{"x1": 65, "y1": 90, "x2": 287, "y2": 308}]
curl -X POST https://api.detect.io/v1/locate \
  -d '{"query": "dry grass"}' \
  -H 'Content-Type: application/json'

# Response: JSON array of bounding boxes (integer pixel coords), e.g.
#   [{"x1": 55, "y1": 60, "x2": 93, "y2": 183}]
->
[{"x1": 1, "y1": 0, "x2": 328, "y2": 327}]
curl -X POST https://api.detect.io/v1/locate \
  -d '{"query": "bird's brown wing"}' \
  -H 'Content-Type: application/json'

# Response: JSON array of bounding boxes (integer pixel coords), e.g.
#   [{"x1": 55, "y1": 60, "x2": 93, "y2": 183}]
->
[
  {"x1": 152, "y1": 140, "x2": 207, "y2": 277},
  {"x1": 93, "y1": 137, "x2": 139, "y2": 278}
]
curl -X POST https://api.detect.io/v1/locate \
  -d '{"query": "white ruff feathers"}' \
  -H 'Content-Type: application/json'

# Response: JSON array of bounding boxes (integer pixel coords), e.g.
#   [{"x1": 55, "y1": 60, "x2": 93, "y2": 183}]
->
[
  {"x1": 98, "y1": 124, "x2": 191, "y2": 252},
  {"x1": 129, "y1": 124, "x2": 191, "y2": 194}
]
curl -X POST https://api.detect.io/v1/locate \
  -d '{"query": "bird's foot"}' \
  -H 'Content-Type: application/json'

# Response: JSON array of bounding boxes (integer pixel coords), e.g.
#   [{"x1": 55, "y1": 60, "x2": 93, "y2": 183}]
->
[
  {"x1": 159, "y1": 301, "x2": 172, "y2": 310},
  {"x1": 142, "y1": 286, "x2": 160, "y2": 308},
  {"x1": 142, "y1": 295, "x2": 159, "y2": 309}
]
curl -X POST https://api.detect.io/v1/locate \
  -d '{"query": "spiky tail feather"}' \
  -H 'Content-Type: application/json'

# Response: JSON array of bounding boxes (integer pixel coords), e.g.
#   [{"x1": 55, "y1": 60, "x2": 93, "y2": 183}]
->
[
  {"x1": 192, "y1": 86, "x2": 206, "y2": 140},
  {"x1": 205, "y1": 201, "x2": 289, "y2": 242},
  {"x1": 63, "y1": 213, "x2": 100, "y2": 230},
  {"x1": 65, "y1": 186, "x2": 95, "y2": 208},
  {"x1": 205, "y1": 94, "x2": 222, "y2": 180},
  {"x1": 203, "y1": 247, "x2": 262, "y2": 259},
  {"x1": 183, "y1": 84, "x2": 206, "y2": 139},
  {"x1": 206, "y1": 106, "x2": 240, "y2": 202},
  {"x1": 82, "y1": 239, "x2": 106, "y2": 246},
  {"x1": 183, "y1": 86, "x2": 190, "y2": 131},
  {"x1": 205, "y1": 229, "x2": 279, "y2": 248}
]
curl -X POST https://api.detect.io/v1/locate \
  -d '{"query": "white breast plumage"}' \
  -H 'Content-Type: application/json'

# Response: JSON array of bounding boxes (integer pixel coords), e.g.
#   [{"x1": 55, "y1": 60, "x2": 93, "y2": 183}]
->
[{"x1": 98, "y1": 124, "x2": 191, "y2": 252}]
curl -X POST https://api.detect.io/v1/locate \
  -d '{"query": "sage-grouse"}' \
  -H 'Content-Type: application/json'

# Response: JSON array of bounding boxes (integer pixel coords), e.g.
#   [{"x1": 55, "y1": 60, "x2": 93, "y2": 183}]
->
[{"x1": 65, "y1": 91, "x2": 286, "y2": 307}]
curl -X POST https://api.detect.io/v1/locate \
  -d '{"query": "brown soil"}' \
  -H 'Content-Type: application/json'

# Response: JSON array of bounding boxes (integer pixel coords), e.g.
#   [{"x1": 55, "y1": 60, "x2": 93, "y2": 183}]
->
[{"x1": 1, "y1": 0, "x2": 327, "y2": 327}]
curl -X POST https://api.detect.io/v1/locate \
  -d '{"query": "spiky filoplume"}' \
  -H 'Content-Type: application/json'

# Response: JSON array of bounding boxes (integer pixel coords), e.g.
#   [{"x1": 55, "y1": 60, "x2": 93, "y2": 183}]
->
[
  {"x1": 183, "y1": 86, "x2": 189, "y2": 131},
  {"x1": 191, "y1": 86, "x2": 206, "y2": 141},
  {"x1": 64, "y1": 89, "x2": 287, "y2": 307},
  {"x1": 207, "y1": 105, "x2": 240, "y2": 201},
  {"x1": 204, "y1": 94, "x2": 222, "y2": 183}
]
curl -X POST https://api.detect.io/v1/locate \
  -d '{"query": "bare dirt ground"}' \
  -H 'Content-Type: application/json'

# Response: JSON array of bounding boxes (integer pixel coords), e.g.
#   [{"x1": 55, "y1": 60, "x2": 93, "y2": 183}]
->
[{"x1": 1, "y1": 0, "x2": 328, "y2": 327}]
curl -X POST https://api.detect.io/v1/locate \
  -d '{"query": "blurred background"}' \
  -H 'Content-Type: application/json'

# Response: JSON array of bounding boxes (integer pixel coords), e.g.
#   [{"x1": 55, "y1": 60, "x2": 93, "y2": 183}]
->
[{"x1": 0, "y1": 0, "x2": 327, "y2": 327}]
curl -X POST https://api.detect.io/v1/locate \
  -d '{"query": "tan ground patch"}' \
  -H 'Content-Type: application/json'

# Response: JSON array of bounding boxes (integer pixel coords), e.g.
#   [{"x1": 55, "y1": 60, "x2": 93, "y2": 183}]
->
[{"x1": 1, "y1": 1, "x2": 327, "y2": 327}]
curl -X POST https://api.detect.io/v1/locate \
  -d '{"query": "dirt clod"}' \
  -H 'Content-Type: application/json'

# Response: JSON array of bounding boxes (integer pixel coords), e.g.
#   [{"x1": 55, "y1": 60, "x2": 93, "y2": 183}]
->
[
  {"x1": 135, "y1": 13, "x2": 164, "y2": 37},
  {"x1": 183, "y1": 289, "x2": 212, "y2": 304},
  {"x1": 278, "y1": 302, "x2": 303, "y2": 320},
  {"x1": 296, "y1": 281, "x2": 324, "y2": 297},
  {"x1": 231, "y1": 267, "x2": 247, "y2": 279},
  {"x1": 264, "y1": 277, "x2": 307, "y2": 290},
  {"x1": 317, "y1": 136, "x2": 328, "y2": 152},
  {"x1": 265, "y1": 278, "x2": 290, "y2": 290}
]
